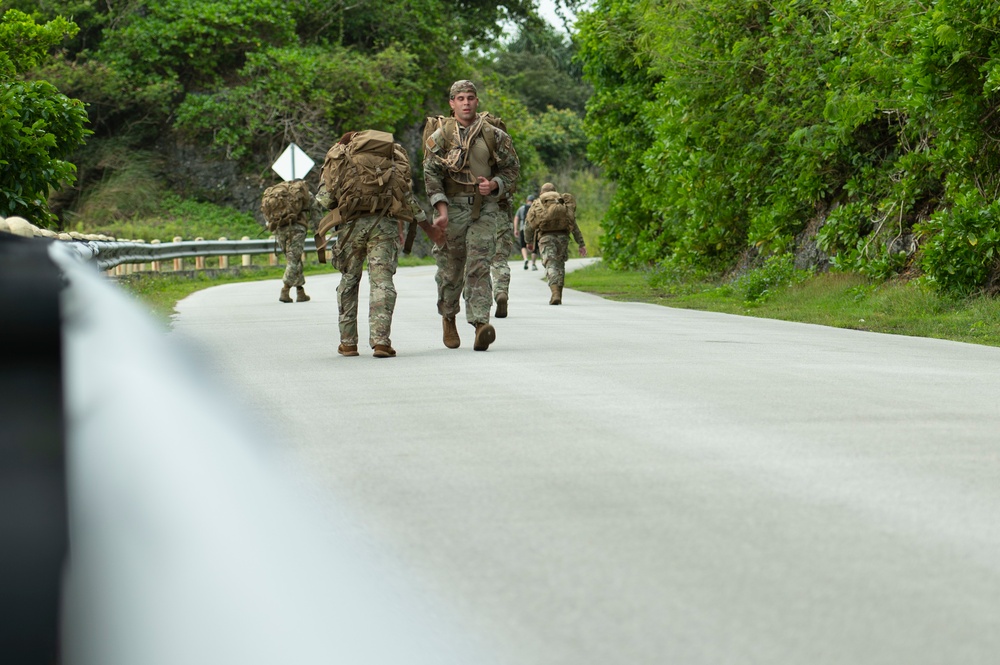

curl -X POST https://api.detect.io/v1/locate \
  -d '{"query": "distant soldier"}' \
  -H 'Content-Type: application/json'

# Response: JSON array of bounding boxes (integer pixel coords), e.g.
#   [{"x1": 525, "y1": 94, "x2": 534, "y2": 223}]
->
[
  {"x1": 423, "y1": 79, "x2": 520, "y2": 350},
  {"x1": 525, "y1": 182, "x2": 587, "y2": 305},
  {"x1": 317, "y1": 130, "x2": 442, "y2": 358},
  {"x1": 260, "y1": 179, "x2": 313, "y2": 303}
]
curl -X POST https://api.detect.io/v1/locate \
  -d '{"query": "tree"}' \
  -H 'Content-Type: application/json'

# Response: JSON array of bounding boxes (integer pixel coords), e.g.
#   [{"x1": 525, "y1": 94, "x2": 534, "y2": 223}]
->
[{"x1": 1, "y1": 9, "x2": 89, "y2": 225}]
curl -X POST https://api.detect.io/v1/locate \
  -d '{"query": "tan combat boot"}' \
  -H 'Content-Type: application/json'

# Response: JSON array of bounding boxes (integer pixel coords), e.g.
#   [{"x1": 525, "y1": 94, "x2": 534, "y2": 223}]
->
[
  {"x1": 495, "y1": 292, "x2": 508, "y2": 318},
  {"x1": 337, "y1": 343, "x2": 359, "y2": 357},
  {"x1": 296, "y1": 286, "x2": 310, "y2": 302},
  {"x1": 473, "y1": 322, "x2": 496, "y2": 351},
  {"x1": 549, "y1": 284, "x2": 561, "y2": 305},
  {"x1": 373, "y1": 344, "x2": 396, "y2": 358},
  {"x1": 279, "y1": 285, "x2": 293, "y2": 303},
  {"x1": 442, "y1": 317, "x2": 461, "y2": 349}
]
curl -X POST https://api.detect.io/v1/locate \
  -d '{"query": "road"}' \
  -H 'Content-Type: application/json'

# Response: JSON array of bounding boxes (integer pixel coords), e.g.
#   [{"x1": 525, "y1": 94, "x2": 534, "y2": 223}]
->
[{"x1": 171, "y1": 259, "x2": 1000, "y2": 664}]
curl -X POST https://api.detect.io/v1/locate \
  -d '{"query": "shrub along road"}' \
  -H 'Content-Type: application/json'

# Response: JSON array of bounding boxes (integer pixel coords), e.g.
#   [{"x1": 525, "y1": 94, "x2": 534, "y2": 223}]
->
[{"x1": 171, "y1": 259, "x2": 1000, "y2": 664}]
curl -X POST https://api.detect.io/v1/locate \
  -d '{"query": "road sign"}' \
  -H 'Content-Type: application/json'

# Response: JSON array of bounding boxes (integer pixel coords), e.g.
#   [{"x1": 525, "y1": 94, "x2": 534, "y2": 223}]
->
[{"x1": 271, "y1": 143, "x2": 315, "y2": 181}]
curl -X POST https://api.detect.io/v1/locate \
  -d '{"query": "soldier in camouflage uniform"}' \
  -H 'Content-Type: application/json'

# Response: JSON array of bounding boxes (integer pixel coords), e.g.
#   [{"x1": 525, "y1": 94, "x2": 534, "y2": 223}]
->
[
  {"x1": 525, "y1": 182, "x2": 587, "y2": 305},
  {"x1": 318, "y1": 149, "x2": 440, "y2": 358},
  {"x1": 424, "y1": 80, "x2": 520, "y2": 350},
  {"x1": 261, "y1": 179, "x2": 313, "y2": 303},
  {"x1": 489, "y1": 195, "x2": 517, "y2": 318}
]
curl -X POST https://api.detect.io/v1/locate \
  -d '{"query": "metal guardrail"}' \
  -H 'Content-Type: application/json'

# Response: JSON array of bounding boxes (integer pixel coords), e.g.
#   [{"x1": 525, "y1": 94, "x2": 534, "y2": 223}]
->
[
  {"x1": 0, "y1": 235, "x2": 482, "y2": 665},
  {"x1": 66, "y1": 237, "x2": 321, "y2": 271}
]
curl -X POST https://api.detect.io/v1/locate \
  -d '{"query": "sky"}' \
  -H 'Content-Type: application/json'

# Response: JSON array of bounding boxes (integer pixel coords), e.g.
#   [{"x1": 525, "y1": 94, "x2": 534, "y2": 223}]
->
[{"x1": 537, "y1": 0, "x2": 584, "y2": 33}]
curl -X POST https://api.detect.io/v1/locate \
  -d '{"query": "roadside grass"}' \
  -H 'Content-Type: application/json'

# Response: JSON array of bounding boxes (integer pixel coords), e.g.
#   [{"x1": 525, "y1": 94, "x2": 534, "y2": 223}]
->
[{"x1": 565, "y1": 261, "x2": 1000, "y2": 348}]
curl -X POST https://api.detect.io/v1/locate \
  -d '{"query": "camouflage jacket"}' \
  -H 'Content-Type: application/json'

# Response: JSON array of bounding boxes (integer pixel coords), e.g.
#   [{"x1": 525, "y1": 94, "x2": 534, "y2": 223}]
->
[{"x1": 423, "y1": 118, "x2": 520, "y2": 208}]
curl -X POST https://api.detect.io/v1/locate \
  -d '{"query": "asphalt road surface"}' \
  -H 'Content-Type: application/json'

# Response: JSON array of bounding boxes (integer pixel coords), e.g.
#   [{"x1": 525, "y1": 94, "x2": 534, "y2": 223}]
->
[{"x1": 171, "y1": 259, "x2": 1000, "y2": 664}]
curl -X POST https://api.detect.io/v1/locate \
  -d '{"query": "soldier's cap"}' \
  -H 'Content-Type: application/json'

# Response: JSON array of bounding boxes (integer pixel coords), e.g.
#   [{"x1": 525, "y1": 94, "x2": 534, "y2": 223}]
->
[
  {"x1": 449, "y1": 80, "x2": 478, "y2": 98},
  {"x1": 540, "y1": 182, "x2": 557, "y2": 193},
  {"x1": 527, "y1": 195, "x2": 536, "y2": 201}
]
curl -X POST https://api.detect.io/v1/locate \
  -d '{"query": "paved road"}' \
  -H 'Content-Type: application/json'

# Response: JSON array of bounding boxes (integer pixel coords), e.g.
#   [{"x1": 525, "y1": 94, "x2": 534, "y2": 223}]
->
[{"x1": 172, "y1": 259, "x2": 1000, "y2": 664}]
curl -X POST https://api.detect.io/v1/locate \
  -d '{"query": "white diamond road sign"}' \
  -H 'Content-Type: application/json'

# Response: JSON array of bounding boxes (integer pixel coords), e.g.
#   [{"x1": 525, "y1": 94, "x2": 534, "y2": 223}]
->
[{"x1": 271, "y1": 143, "x2": 315, "y2": 181}]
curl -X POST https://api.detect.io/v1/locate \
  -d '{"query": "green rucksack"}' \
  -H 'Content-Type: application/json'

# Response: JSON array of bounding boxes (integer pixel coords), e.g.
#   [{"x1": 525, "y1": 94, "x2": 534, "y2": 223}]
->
[{"x1": 261, "y1": 180, "x2": 312, "y2": 231}]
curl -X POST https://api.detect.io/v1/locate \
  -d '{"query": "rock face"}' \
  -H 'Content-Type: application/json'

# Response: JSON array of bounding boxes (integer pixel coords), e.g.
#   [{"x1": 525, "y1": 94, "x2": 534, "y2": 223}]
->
[{"x1": 159, "y1": 140, "x2": 284, "y2": 225}]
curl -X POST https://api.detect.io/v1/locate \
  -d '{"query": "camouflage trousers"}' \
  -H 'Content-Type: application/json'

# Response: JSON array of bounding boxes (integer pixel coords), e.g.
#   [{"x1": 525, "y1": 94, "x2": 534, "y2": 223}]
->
[
  {"x1": 276, "y1": 223, "x2": 307, "y2": 287},
  {"x1": 539, "y1": 232, "x2": 570, "y2": 287},
  {"x1": 489, "y1": 209, "x2": 515, "y2": 299},
  {"x1": 433, "y1": 200, "x2": 500, "y2": 325},
  {"x1": 335, "y1": 215, "x2": 399, "y2": 348}
]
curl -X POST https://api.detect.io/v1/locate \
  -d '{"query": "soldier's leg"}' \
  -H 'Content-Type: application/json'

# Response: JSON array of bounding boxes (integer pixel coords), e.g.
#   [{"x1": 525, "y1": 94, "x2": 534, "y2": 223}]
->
[
  {"x1": 463, "y1": 206, "x2": 500, "y2": 325},
  {"x1": 434, "y1": 212, "x2": 470, "y2": 320},
  {"x1": 336, "y1": 238, "x2": 366, "y2": 346},
  {"x1": 283, "y1": 226, "x2": 306, "y2": 287},
  {"x1": 490, "y1": 216, "x2": 513, "y2": 300},
  {"x1": 366, "y1": 218, "x2": 399, "y2": 348},
  {"x1": 551, "y1": 234, "x2": 570, "y2": 287}
]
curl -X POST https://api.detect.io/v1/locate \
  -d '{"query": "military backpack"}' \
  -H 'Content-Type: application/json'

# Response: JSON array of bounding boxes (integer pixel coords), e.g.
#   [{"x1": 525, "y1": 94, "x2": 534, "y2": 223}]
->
[
  {"x1": 527, "y1": 190, "x2": 575, "y2": 233},
  {"x1": 319, "y1": 130, "x2": 415, "y2": 226},
  {"x1": 261, "y1": 179, "x2": 312, "y2": 232}
]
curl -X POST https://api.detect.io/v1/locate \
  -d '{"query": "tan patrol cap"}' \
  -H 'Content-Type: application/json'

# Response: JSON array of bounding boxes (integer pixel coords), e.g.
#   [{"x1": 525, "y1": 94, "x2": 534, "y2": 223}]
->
[{"x1": 449, "y1": 79, "x2": 478, "y2": 98}]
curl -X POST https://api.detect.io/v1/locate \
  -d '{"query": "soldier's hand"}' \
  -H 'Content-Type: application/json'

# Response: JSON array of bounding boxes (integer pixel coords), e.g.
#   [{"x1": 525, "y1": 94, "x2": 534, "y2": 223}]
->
[
  {"x1": 579, "y1": 245, "x2": 588, "y2": 258},
  {"x1": 434, "y1": 203, "x2": 449, "y2": 229},
  {"x1": 425, "y1": 223, "x2": 445, "y2": 247},
  {"x1": 526, "y1": 243, "x2": 534, "y2": 252},
  {"x1": 477, "y1": 176, "x2": 495, "y2": 196}
]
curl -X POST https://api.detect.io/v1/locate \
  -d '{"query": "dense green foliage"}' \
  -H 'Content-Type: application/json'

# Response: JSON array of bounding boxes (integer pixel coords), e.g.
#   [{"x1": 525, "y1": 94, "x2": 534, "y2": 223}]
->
[
  {"x1": 0, "y1": 9, "x2": 89, "y2": 223},
  {"x1": 577, "y1": 0, "x2": 1000, "y2": 295},
  {"x1": 4, "y1": 0, "x2": 592, "y2": 230}
]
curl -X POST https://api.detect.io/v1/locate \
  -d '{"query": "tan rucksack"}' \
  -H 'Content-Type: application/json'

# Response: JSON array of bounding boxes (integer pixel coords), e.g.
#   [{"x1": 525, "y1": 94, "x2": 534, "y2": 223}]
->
[
  {"x1": 261, "y1": 180, "x2": 312, "y2": 231},
  {"x1": 528, "y1": 190, "x2": 575, "y2": 233},
  {"x1": 320, "y1": 130, "x2": 415, "y2": 226}
]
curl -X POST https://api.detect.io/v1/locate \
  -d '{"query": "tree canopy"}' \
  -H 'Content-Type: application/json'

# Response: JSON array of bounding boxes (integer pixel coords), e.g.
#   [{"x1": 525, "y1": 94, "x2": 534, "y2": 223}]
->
[
  {"x1": 1, "y1": 9, "x2": 89, "y2": 223},
  {"x1": 4, "y1": 0, "x2": 592, "y2": 224}
]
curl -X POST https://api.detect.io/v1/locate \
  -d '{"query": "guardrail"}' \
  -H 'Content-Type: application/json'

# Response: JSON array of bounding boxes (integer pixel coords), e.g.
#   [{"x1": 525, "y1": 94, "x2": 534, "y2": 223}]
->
[
  {"x1": 0, "y1": 231, "x2": 477, "y2": 665},
  {"x1": 80, "y1": 236, "x2": 319, "y2": 272},
  {"x1": 1, "y1": 215, "x2": 321, "y2": 273}
]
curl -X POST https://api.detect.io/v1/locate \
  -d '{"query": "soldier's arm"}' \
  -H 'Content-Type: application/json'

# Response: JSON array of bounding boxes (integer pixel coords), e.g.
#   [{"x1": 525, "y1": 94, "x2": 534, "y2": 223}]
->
[
  {"x1": 423, "y1": 139, "x2": 449, "y2": 208},
  {"x1": 489, "y1": 129, "x2": 520, "y2": 197},
  {"x1": 524, "y1": 207, "x2": 537, "y2": 246}
]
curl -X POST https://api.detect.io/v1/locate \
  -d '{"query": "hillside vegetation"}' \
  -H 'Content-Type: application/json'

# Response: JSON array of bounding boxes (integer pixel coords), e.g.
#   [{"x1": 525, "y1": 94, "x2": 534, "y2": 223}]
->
[
  {"x1": 577, "y1": 0, "x2": 1000, "y2": 296},
  {"x1": 2, "y1": 0, "x2": 594, "y2": 241}
]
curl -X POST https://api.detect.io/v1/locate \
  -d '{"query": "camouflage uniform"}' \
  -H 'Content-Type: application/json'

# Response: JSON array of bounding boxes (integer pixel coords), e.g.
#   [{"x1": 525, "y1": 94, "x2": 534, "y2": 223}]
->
[
  {"x1": 425, "y1": 118, "x2": 520, "y2": 325},
  {"x1": 275, "y1": 222, "x2": 307, "y2": 287},
  {"x1": 335, "y1": 214, "x2": 399, "y2": 348},
  {"x1": 525, "y1": 191, "x2": 586, "y2": 289},
  {"x1": 490, "y1": 202, "x2": 516, "y2": 299}
]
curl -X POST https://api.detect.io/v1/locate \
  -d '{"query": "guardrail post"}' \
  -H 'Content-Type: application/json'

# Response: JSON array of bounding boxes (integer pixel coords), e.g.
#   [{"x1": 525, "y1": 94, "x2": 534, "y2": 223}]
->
[
  {"x1": 194, "y1": 238, "x2": 205, "y2": 270},
  {"x1": 173, "y1": 237, "x2": 184, "y2": 271},
  {"x1": 218, "y1": 237, "x2": 228, "y2": 269},
  {"x1": 241, "y1": 236, "x2": 252, "y2": 267},
  {"x1": 136, "y1": 239, "x2": 147, "y2": 272},
  {"x1": 268, "y1": 236, "x2": 278, "y2": 266},
  {"x1": 150, "y1": 239, "x2": 161, "y2": 272}
]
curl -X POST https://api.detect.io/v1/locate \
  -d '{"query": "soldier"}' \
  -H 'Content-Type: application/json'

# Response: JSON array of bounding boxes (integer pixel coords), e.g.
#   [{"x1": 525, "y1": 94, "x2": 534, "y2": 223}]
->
[
  {"x1": 514, "y1": 194, "x2": 538, "y2": 270},
  {"x1": 261, "y1": 179, "x2": 313, "y2": 303},
  {"x1": 489, "y1": 193, "x2": 517, "y2": 318},
  {"x1": 424, "y1": 80, "x2": 520, "y2": 350},
  {"x1": 525, "y1": 182, "x2": 587, "y2": 305},
  {"x1": 318, "y1": 130, "x2": 442, "y2": 358}
]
